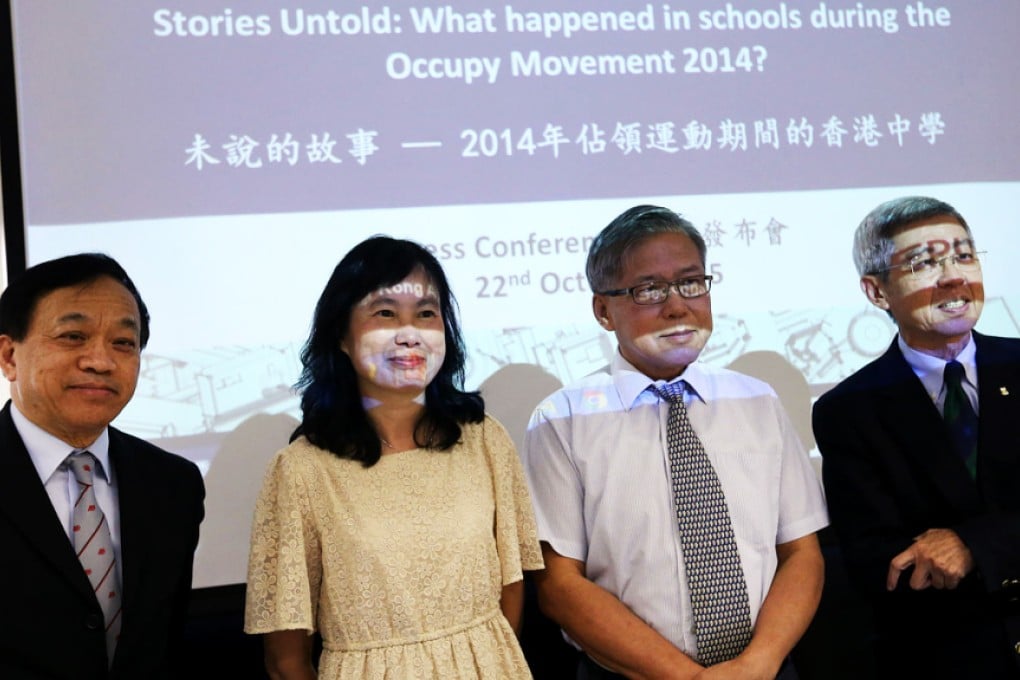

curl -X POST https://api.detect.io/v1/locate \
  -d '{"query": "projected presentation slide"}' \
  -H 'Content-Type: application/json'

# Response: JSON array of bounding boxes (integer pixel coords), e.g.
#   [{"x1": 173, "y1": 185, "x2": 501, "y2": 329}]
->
[{"x1": 8, "y1": 0, "x2": 1018, "y2": 586}]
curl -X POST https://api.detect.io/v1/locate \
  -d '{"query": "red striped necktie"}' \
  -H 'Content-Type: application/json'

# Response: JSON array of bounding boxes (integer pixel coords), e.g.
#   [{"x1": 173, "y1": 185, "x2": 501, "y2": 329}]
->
[{"x1": 67, "y1": 451, "x2": 122, "y2": 666}]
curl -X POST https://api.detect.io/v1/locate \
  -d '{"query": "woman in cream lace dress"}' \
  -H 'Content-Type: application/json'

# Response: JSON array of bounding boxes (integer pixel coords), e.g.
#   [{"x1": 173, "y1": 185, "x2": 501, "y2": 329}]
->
[{"x1": 245, "y1": 237, "x2": 543, "y2": 679}]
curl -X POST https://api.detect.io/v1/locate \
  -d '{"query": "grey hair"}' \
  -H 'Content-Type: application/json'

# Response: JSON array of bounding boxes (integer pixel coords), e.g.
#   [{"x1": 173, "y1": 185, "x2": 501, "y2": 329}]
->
[
  {"x1": 853, "y1": 196, "x2": 971, "y2": 278},
  {"x1": 586, "y1": 205, "x2": 707, "y2": 292}
]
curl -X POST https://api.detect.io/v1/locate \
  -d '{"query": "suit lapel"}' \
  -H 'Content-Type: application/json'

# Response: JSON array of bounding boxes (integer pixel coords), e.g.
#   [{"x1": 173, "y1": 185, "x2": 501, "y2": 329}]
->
[
  {"x1": 870, "y1": 342, "x2": 982, "y2": 513},
  {"x1": 0, "y1": 403, "x2": 100, "y2": 603},
  {"x1": 109, "y1": 429, "x2": 147, "y2": 614},
  {"x1": 973, "y1": 333, "x2": 1020, "y2": 497}
]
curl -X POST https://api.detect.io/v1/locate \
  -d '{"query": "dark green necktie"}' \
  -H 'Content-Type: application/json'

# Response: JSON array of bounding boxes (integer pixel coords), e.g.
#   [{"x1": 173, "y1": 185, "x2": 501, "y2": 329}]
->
[{"x1": 943, "y1": 360, "x2": 978, "y2": 479}]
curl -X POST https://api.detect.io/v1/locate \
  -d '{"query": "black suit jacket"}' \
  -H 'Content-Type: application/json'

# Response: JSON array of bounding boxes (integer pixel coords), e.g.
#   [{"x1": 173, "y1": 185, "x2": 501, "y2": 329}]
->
[
  {"x1": 813, "y1": 332, "x2": 1020, "y2": 678},
  {"x1": 0, "y1": 401, "x2": 205, "y2": 680}
]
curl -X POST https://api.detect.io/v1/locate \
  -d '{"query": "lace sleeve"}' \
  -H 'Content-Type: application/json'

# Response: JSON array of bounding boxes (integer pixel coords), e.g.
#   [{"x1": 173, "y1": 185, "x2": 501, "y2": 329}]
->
[
  {"x1": 244, "y1": 442, "x2": 323, "y2": 634},
  {"x1": 483, "y1": 416, "x2": 545, "y2": 585}
]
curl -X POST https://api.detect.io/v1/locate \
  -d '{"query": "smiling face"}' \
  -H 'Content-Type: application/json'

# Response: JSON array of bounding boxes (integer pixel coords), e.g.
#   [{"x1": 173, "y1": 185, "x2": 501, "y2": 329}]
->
[
  {"x1": 0, "y1": 276, "x2": 142, "y2": 448},
  {"x1": 861, "y1": 216, "x2": 984, "y2": 356},
  {"x1": 341, "y1": 268, "x2": 447, "y2": 402},
  {"x1": 593, "y1": 231, "x2": 713, "y2": 380}
]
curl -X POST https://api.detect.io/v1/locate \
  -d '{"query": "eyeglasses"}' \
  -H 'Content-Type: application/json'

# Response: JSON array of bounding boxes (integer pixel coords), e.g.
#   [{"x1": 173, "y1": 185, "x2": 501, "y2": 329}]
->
[
  {"x1": 598, "y1": 276, "x2": 713, "y2": 305},
  {"x1": 873, "y1": 251, "x2": 986, "y2": 279}
]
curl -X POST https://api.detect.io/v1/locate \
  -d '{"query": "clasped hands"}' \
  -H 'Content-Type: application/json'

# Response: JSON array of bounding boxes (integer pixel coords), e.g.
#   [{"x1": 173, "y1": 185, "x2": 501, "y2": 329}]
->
[{"x1": 886, "y1": 528, "x2": 974, "y2": 591}]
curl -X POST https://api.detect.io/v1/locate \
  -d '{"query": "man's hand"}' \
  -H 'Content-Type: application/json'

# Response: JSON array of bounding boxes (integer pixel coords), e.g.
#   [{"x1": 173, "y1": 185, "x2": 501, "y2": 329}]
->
[
  {"x1": 886, "y1": 528, "x2": 974, "y2": 591},
  {"x1": 691, "y1": 654, "x2": 774, "y2": 680}
]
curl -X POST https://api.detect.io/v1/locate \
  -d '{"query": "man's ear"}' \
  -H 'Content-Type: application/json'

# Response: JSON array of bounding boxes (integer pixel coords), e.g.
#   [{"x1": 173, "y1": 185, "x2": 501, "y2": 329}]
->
[
  {"x1": 860, "y1": 275, "x2": 890, "y2": 311},
  {"x1": 0, "y1": 335, "x2": 17, "y2": 382},
  {"x1": 592, "y1": 296, "x2": 614, "y2": 331}
]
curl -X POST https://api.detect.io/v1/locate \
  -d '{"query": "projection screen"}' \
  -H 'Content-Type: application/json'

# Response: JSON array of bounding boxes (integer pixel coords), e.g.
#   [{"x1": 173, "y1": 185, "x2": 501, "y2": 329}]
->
[{"x1": 3, "y1": 0, "x2": 1018, "y2": 587}]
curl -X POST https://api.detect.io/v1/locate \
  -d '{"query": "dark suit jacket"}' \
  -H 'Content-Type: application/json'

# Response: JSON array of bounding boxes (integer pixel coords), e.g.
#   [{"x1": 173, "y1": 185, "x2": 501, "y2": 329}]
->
[
  {"x1": 813, "y1": 332, "x2": 1020, "y2": 678},
  {"x1": 0, "y1": 401, "x2": 205, "y2": 680}
]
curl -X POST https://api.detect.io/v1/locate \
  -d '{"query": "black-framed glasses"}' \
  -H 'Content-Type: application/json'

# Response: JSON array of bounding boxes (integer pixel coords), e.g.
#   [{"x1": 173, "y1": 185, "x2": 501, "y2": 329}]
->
[
  {"x1": 872, "y1": 251, "x2": 986, "y2": 280},
  {"x1": 598, "y1": 276, "x2": 713, "y2": 305}
]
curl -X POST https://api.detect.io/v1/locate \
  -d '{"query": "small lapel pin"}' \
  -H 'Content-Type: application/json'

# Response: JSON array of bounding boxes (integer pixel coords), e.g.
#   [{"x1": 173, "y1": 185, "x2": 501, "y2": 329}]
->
[{"x1": 1001, "y1": 386, "x2": 1010, "y2": 396}]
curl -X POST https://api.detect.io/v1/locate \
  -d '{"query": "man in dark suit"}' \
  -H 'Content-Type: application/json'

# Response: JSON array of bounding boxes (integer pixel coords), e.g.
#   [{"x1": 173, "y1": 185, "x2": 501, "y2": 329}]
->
[
  {"x1": 0, "y1": 253, "x2": 205, "y2": 679},
  {"x1": 813, "y1": 196, "x2": 1020, "y2": 678}
]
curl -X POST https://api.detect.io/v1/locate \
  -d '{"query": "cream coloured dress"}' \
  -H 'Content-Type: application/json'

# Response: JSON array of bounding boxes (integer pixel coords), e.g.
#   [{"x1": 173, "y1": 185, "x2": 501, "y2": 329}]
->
[{"x1": 244, "y1": 415, "x2": 544, "y2": 679}]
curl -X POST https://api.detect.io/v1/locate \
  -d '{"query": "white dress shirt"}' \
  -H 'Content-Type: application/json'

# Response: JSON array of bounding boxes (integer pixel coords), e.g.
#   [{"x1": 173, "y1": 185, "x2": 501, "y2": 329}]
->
[
  {"x1": 521, "y1": 352, "x2": 829, "y2": 657},
  {"x1": 11, "y1": 402, "x2": 121, "y2": 559}
]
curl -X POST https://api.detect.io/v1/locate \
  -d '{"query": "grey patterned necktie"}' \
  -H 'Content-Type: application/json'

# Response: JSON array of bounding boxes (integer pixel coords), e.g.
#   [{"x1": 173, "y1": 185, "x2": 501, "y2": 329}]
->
[
  {"x1": 66, "y1": 451, "x2": 122, "y2": 665},
  {"x1": 654, "y1": 381, "x2": 753, "y2": 666}
]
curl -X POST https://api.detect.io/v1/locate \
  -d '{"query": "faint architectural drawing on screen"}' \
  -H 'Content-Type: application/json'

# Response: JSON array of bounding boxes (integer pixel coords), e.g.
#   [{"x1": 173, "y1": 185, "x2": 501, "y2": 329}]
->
[{"x1": 120, "y1": 343, "x2": 302, "y2": 438}]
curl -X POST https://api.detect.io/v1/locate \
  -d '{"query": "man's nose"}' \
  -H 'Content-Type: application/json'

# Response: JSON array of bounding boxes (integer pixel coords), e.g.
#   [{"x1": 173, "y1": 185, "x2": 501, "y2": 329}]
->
[
  {"x1": 79, "y1": 341, "x2": 117, "y2": 371},
  {"x1": 661, "y1": 288, "x2": 691, "y2": 316},
  {"x1": 937, "y1": 255, "x2": 967, "y2": 283}
]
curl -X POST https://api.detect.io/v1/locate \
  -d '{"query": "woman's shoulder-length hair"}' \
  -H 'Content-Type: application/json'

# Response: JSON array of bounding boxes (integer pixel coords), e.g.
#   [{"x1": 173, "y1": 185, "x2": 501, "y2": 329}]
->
[{"x1": 293, "y1": 235, "x2": 483, "y2": 466}]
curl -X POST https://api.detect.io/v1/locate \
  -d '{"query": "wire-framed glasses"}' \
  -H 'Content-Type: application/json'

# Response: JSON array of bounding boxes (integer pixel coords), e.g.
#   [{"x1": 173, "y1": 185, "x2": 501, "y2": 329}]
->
[
  {"x1": 873, "y1": 250, "x2": 986, "y2": 280},
  {"x1": 598, "y1": 276, "x2": 713, "y2": 305}
]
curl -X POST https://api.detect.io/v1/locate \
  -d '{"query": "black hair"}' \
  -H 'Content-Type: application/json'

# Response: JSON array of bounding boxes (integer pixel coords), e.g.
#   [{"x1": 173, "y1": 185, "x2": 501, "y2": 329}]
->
[
  {"x1": 0, "y1": 252, "x2": 150, "y2": 348},
  {"x1": 293, "y1": 236, "x2": 484, "y2": 466}
]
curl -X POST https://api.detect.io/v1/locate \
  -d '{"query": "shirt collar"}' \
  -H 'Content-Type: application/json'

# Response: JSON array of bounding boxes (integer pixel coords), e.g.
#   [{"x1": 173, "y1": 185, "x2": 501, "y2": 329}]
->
[
  {"x1": 609, "y1": 350, "x2": 707, "y2": 409},
  {"x1": 898, "y1": 333, "x2": 977, "y2": 397},
  {"x1": 10, "y1": 402, "x2": 113, "y2": 485}
]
